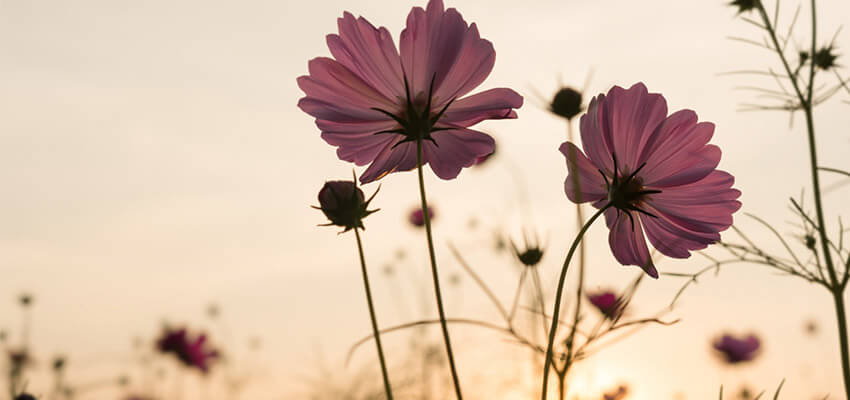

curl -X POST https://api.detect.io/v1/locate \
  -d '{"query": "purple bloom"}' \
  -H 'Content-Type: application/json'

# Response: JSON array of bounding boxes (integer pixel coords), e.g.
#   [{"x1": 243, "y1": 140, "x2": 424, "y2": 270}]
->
[
  {"x1": 560, "y1": 83, "x2": 741, "y2": 278},
  {"x1": 587, "y1": 290, "x2": 625, "y2": 319},
  {"x1": 713, "y1": 334, "x2": 761, "y2": 364},
  {"x1": 297, "y1": 0, "x2": 523, "y2": 183},
  {"x1": 156, "y1": 327, "x2": 219, "y2": 373},
  {"x1": 409, "y1": 206, "x2": 435, "y2": 227}
]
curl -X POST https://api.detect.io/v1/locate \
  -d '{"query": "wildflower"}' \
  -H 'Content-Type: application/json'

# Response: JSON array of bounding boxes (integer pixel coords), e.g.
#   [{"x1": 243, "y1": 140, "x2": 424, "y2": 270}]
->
[
  {"x1": 156, "y1": 327, "x2": 219, "y2": 373},
  {"x1": 8, "y1": 349, "x2": 30, "y2": 368},
  {"x1": 409, "y1": 206, "x2": 435, "y2": 227},
  {"x1": 52, "y1": 356, "x2": 66, "y2": 371},
  {"x1": 13, "y1": 394, "x2": 36, "y2": 400},
  {"x1": 812, "y1": 45, "x2": 839, "y2": 70},
  {"x1": 297, "y1": 0, "x2": 523, "y2": 183},
  {"x1": 550, "y1": 87, "x2": 584, "y2": 120},
  {"x1": 560, "y1": 83, "x2": 741, "y2": 278},
  {"x1": 587, "y1": 290, "x2": 625, "y2": 319},
  {"x1": 713, "y1": 333, "x2": 761, "y2": 364},
  {"x1": 18, "y1": 294, "x2": 32, "y2": 307},
  {"x1": 729, "y1": 0, "x2": 760, "y2": 14},
  {"x1": 315, "y1": 180, "x2": 379, "y2": 233},
  {"x1": 510, "y1": 233, "x2": 544, "y2": 267}
]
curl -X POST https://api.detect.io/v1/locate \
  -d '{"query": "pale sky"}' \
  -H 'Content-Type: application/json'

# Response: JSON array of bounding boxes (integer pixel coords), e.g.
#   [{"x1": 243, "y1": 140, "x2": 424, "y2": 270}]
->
[{"x1": 1, "y1": 0, "x2": 849, "y2": 399}]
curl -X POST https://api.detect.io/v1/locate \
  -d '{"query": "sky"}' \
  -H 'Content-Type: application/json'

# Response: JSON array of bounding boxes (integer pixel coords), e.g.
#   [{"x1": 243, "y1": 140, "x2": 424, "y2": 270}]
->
[{"x1": 1, "y1": 0, "x2": 849, "y2": 399}]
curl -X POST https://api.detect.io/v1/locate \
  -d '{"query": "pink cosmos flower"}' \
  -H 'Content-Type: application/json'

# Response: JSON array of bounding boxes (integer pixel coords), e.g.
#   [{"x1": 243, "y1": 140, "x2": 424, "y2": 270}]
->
[
  {"x1": 713, "y1": 333, "x2": 761, "y2": 364},
  {"x1": 560, "y1": 83, "x2": 741, "y2": 278},
  {"x1": 587, "y1": 290, "x2": 625, "y2": 319},
  {"x1": 409, "y1": 206, "x2": 435, "y2": 227},
  {"x1": 156, "y1": 327, "x2": 219, "y2": 373},
  {"x1": 297, "y1": 0, "x2": 523, "y2": 183}
]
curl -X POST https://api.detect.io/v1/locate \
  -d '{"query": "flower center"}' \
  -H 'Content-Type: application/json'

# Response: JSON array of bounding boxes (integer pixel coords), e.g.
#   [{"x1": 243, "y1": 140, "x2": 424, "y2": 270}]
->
[
  {"x1": 370, "y1": 74, "x2": 455, "y2": 148},
  {"x1": 599, "y1": 154, "x2": 661, "y2": 228}
]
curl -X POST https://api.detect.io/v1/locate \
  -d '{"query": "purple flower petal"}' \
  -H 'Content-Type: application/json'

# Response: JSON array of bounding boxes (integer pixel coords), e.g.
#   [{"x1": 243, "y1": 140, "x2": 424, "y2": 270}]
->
[
  {"x1": 559, "y1": 142, "x2": 608, "y2": 204},
  {"x1": 605, "y1": 208, "x2": 658, "y2": 278},
  {"x1": 424, "y1": 128, "x2": 495, "y2": 180},
  {"x1": 442, "y1": 88, "x2": 523, "y2": 127}
]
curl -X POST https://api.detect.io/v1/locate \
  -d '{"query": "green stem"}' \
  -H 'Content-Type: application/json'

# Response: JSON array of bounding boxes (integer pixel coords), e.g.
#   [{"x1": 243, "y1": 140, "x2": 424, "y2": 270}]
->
[
  {"x1": 415, "y1": 138, "x2": 463, "y2": 400},
  {"x1": 541, "y1": 204, "x2": 610, "y2": 400},
  {"x1": 756, "y1": 1, "x2": 849, "y2": 396},
  {"x1": 833, "y1": 289, "x2": 850, "y2": 398},
  {"x1": 353, "y1": 227, "x2": 394, "y2": 400}
]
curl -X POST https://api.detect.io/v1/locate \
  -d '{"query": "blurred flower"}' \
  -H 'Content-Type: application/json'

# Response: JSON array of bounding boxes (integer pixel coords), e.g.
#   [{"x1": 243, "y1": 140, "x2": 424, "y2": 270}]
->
[
  {"x1": 206, "y1": 303, "x2": 220, "y2": 319},
  {"x1": 510, "y1": 232, "x2": 544, "y2": 267},
  {"x1": 297, "y1": 0, "x2": 522, "y2": 183},
  {"x1": 13, "y1": 393, "x2": 36, "y2": 400},
  {"x1": 713, "y1": 333, "x2": 761, "y2": 364},
  {"x1": 602, "y1": 384, "x2": 629, "y2": 400},
  {"x1": 315, "y1": 180, "x2": 379, "y2": 233},
  {"x1": 409, "y1": 206, "x2": 435, "y2": 227},
  {"x1": 560, "y1": 82, "x2": 741, "y2": 278},
  {"x1": 812, "y1": 45, "x2": 839, "y2": 70},
  {"x1": 550, "y1": 86, "x2": 584, "y2": 120},
  {"x1": 8, "y1": 348, "x2": 30, "y2": 369},
  {"x1": 729, "y1": 0, "x2": 760, "y2": 14},
  {"x1": 587, "y1": 290, "x2": 625, "y2": 319},
  {"x1": 18, "y1": 294, "x2": 32, "y2": 307},
  {"x1": 52, "y1": 355, "x2": 66, "y2": 371},
  {"x1": 156, "y1": 327, "x2": 219, "y2": 373}
]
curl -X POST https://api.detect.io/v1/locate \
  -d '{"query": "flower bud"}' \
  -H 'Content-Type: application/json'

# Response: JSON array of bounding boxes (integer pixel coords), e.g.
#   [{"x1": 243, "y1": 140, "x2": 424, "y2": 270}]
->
[
  {"x1": 550, "y1": 87, "x2": 583, "y2": 120},
  {"x1": 316, "y1": 180, "x2": 378, "y2": 232}
]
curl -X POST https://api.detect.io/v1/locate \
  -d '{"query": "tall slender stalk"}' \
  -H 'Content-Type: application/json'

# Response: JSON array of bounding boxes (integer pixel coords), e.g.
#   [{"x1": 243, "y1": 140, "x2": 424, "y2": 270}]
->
[
  {"x1": 415, "y1": 138, "x2": 463, "y2": 399},
  {"x1": 353, "y1": 227, "x2": 394, "y2": 400},
  {"x1": 541, "y1": 204, "x2": 610, "y2": 400},
  {"x1": 753, "y1": 1, "x2": 850, "y2": 396}
]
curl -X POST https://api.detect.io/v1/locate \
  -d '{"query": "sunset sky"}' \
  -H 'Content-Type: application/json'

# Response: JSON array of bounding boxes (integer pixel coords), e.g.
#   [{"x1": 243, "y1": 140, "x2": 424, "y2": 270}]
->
[{"x1": 1, "y1": 0, "x2": 849, "y2": 398}]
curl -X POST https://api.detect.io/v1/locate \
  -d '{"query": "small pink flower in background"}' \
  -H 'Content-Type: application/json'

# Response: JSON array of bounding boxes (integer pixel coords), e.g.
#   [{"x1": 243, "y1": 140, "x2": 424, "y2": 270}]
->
[
  {"x1": 409, "y1": 206, "x2": 435, "y2": 227},
  {"x1": 8, "y1": 349, "x2": 30, "y2": 368},
  {"x1": 156, "y1": 327, "x2": 219, "y2": 373},
  {"x1": 713, "y1": 333, "x2": 761, "y2": 364},
  {"x1": 297, "y1": 0, "x2": 522, "y2": 183},
  {"x1": 587, "y1": 290, "x2": 625, "y2": 319},
  {"x1": 560, "y1": 83, "x2": 741, "y2": 278}
]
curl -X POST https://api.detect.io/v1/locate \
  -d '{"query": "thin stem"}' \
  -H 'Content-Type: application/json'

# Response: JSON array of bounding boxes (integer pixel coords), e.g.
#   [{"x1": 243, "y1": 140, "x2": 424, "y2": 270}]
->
[
  {"x1": 416, "y1": 138, "x2": 463, "y2": 400},
  {"x1": 353, "y1": 227, "x2": 394, "y2": 400},
  {"x1": 541, "y1": 204, "x2": 611, "y2": 400},
  {"x1": 833, "y1": 289, "x2": 850, "y2": 398},
  {"x1": 755, "y1": 1, "x2": 850, "y2": 395},
  {"x1": 564, "y1": 119, "x2": 587, "y2": 373}
]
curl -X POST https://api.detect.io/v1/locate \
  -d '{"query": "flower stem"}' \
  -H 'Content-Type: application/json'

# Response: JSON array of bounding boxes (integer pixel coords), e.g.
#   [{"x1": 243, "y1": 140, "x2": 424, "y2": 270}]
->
[
  {"x1": 541, "y1": 204, "x2": 610, "y2": 400},
  {"x1": 755, "y1": 1, "x2": 850, "y2": 395},
  {"x1": 415, "y1": 138, "x2": 463, "y2": 400},
  {"x1": 353, "y1": 227, "x2": 394, "y2": 400}
]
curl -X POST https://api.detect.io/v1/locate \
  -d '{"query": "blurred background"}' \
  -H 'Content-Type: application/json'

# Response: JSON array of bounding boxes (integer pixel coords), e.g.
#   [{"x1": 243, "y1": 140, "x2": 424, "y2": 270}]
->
[{"x1": 1, "y1": 0, "x2": 849, "y2": 398}]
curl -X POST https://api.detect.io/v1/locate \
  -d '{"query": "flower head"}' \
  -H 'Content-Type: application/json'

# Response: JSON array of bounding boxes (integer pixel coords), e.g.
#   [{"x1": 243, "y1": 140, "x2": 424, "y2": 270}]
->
[
  {"x1": 550, "y1": 87, "x2": 584, "y2": 120},
  {"x1": 812, "y1": 45, "x2": 839, "y2": 70},
  {"x1": 729, "y1": 0, "x2": 760, "y2": 14},
  {"x1": 14, "y1": 394, "x2": 36, "y2": 400},
  {"x1": 297, "y1": 0, "x2": 523, "y2": 183},
  {"x1": 315, "y1": 180, "x2": 379, "y2": 232},
  {"x1": 713, "y1": 333, "x2": 761, "y2": 364},
  {"x1": 409, "y1": 206, "x2": 435, "y2": 227},
  {"x1": 587, "y1": 290, "x2": 625, "y2": 319},
  {"x1": 560, "y1": 83, "x2": 741, "y2": 278},
  {"x1": 510, "y1": 232, "x2": 544, "y2": 267},
  {"x1": 156, "y1": 327, "x2": 219, "y2": 373}
]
